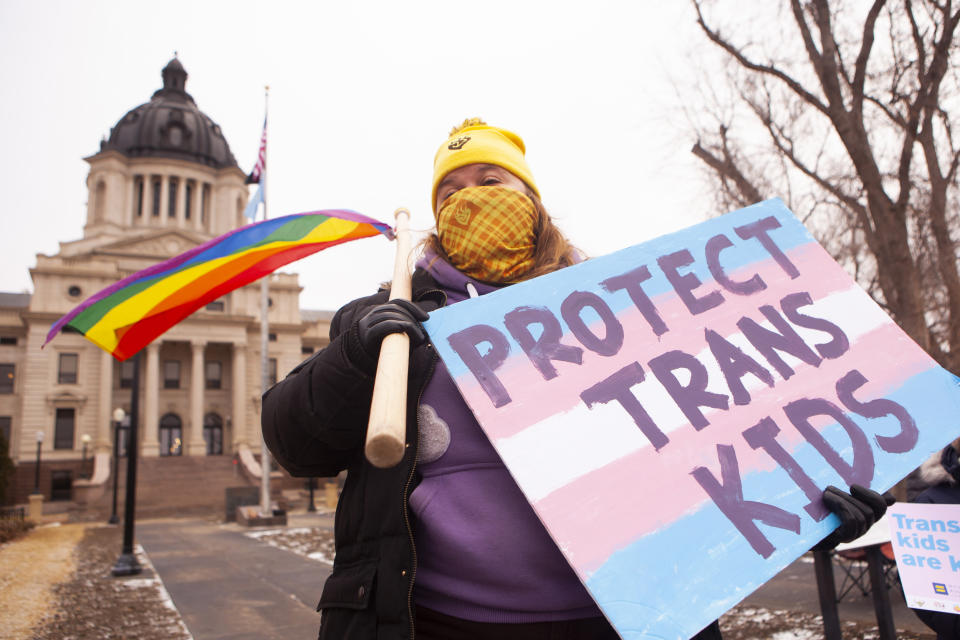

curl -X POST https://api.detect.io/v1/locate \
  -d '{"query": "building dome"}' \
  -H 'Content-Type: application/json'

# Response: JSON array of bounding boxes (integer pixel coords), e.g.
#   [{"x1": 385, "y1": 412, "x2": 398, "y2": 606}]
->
[{"x1": 100, "y1": 57, "x2": 239, "y2": 169}]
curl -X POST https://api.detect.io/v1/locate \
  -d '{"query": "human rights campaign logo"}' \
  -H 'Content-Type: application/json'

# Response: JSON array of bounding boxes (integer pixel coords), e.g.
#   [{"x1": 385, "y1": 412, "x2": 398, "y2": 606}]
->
[{"x1": 933, "y1": 583, "x2": 948, "y2": 595}]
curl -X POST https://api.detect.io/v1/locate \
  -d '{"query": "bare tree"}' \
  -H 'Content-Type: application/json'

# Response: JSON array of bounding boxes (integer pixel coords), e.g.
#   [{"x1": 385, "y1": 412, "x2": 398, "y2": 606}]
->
[{"x1": 690, "y1": 0, "x2": 960, "y2": 374}]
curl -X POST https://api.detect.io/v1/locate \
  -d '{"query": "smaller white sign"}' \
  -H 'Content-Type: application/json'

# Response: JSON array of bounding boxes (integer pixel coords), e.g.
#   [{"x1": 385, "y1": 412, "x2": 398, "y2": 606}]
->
[{"x1": 888, "y1": 502, "x2": 960, "y2": 614}]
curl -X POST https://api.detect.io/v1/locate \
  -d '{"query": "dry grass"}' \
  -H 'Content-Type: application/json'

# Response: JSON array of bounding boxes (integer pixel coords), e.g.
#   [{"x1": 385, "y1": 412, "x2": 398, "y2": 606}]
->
[
  {"x1": 0, "y1": 521, "x2": 191, "y2": 640},
  {"x1": 0, "y1": 522, "x2": 86, "y2": 639},
  {"x1": 30, "y1": 526, "x2": 192, "y2": 640}
]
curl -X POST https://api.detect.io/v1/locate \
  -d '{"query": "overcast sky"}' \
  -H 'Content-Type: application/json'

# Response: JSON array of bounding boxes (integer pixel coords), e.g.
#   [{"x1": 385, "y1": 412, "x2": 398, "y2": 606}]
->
[{"x1": 1, "y1": 1, "x2": 720, "y2": 311}]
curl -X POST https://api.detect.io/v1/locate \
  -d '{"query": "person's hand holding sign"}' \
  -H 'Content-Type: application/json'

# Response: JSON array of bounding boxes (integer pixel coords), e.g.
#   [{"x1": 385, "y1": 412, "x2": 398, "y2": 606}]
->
[{"x1": 816, "y1": 485, "x2": 896, "y2": 550}]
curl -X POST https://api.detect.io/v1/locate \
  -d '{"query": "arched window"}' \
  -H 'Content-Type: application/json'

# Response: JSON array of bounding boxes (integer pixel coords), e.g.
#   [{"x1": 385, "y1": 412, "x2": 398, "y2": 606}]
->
[
  {"x1": 151, "y1": 177, "x2": 162, "y2": 217},
  {"x1": 159, "y1": 413, "x2": 182, "y2": 456},
  {"x1": 168, "y1": 177, "x2": 179, "y2": 218},
  {"x1": 203, "y1": 412, "x2": 223, "y2": 456},
  {"x1": 184, "y1": 180, "x2": 194, "y2": 219},
  {"x1": 133, "y1": 175, "x2": 145, "y2": 218}
]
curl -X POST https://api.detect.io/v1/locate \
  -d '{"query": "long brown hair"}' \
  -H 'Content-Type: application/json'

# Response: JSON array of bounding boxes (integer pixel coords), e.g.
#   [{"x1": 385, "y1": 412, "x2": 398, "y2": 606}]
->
[{"x1": 420, "y1": 189, "x2": 581, "y2": 283}]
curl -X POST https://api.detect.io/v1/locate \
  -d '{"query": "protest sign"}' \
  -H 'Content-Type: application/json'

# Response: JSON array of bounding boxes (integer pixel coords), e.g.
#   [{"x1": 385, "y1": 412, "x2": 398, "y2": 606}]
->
[
  {"x1": 422, "y1": 198, "x2": 960, "y2": 639},
  {"x1": 889, "y1": 503, "x2": 960, "y2": 614}
]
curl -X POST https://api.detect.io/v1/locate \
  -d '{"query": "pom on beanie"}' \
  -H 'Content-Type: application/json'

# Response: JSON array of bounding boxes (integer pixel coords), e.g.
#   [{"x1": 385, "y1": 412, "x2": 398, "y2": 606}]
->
[{"x1": 449, "y1": 117, "x2": 488, "y2": 136}]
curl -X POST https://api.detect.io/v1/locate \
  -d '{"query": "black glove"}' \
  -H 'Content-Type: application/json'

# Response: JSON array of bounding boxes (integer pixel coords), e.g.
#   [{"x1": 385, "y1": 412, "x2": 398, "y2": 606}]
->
[
  {"x1": 814, "y1": 484, "x2": 896, "y2": 551},
  {"x1": 356, "y1": 299, "x2": 430, "y2": 358}
]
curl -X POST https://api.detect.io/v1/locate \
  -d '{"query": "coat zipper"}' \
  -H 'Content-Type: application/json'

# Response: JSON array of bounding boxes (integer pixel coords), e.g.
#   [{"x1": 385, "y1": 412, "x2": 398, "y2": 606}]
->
[{"x1": 404, "y1": 288, "x2": 444, "y2": 640}]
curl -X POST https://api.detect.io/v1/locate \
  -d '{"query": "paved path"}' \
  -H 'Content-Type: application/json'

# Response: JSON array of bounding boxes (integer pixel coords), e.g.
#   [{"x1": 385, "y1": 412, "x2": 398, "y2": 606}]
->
[
  {"x1": 138, "y1": 513, "x2": 332, "y2": 640},
  {"x1": 743, "y1": 553, "x2": 933, "y2": 635}
]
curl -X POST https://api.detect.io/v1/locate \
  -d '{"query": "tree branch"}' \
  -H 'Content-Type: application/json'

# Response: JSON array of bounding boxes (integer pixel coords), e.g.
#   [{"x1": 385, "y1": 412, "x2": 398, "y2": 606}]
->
[
  {"x1": 690, "y1": 132, "x2": 765, "y2": 206},
  {"x1": 745, "y1": 91, "x2": 875, "y2": 244},
  {"x1": 851, "y1": 0, "x2": 887, "y2": 114},
  {"x1": 895, "y1": 3, "x2": 960, "y2": 212},
  {"x1": 806, "y1": 0, "x2": 849, "y2": 110},
  {"x1": 864, "y1": 93, "x2": 908, "y2": 128},
  {"x1": 688, "y1": 0, "x2": 959, "y2": 366},
  {"x1": 693, "y1": 0, "x2": 831, "y2": 115},
  {"x1": 905, "y1": 0, "x2": 929, "y2": 80}
]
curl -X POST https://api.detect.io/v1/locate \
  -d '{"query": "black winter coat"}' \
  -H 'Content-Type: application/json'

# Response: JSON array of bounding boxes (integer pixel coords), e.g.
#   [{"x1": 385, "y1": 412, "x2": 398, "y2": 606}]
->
[
  {"x1": 911, "y1": 444, "x2": 960, "y2": 640},
  {"x1": 263, "y1": 267, "x2": 727, "y2": 640},
  {"x1": 262, "y1": 269, "x2": 445, "y2": 640}
]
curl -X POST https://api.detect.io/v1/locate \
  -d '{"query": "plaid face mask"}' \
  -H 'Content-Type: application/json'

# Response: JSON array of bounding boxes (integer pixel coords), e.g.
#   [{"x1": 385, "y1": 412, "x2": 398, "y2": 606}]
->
[{"x1": 436, "y1": 185, "x2": 537, "y2": 283}]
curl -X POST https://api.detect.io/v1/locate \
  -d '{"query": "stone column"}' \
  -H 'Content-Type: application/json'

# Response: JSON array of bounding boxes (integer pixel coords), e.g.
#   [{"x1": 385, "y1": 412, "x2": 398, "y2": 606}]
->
[
  {"x1": 123, "y1": 176, "x2": 134, "y2": 227},
  {"x1": 231, "y1": 343, "x2": 247, "y2": 449},
  {"x1": 192, "y1": 181, "x2": 202, "y2": 231},
  {"x1": 142, "y1": 342, "x2": 161, "y2": 457},
  {"x1": 97, "y1": 349, "x2": 113, "y2": 451},
  {"x1": 177, "y1": 175, "x2": 187, "y2": 226},
  {"x1": 159, "y1": 175, "x2": 170, "y2": 226},
  {"x1": 188, "y1": 340, "x2": 207, "y2": 456}
]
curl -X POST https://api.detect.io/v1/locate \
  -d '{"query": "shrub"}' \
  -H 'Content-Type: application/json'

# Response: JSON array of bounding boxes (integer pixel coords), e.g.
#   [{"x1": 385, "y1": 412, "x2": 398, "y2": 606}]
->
[
  {"x1": 0, "y1": 517, "x2": 35, "y2": 544},
  {"x1": 0, "y1": 429, "x2": 13, "y2": 505}
]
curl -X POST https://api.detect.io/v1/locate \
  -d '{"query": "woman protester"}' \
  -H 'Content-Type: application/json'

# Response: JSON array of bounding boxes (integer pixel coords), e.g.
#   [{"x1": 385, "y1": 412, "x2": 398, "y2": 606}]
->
[
  {"x1": 908, "y1": 439, "x2": 960, "y2": 639},
  {"x1": 261, "y1": 119, "x2": 890, "y2": 640}
]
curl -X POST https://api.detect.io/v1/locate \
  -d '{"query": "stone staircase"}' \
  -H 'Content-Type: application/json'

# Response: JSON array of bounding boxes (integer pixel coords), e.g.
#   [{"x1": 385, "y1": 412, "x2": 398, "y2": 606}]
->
[{"x1": 81, "y1": 455, "x2": 261, "y2": 520}]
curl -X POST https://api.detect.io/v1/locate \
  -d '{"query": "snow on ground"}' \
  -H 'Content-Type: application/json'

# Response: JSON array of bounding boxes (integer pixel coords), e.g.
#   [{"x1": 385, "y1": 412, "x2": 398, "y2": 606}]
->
[{"x1": 244, "y1": 526, "x2": 335, "y2": 564}]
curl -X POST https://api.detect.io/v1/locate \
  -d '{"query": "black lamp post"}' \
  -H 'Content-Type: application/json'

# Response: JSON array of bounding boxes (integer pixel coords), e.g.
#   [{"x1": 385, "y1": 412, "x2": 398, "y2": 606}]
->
[
  {"x1": 112, "y1": 351, "x2": 142, "y2": 576},
  {"x1": 32, "y1": 430, "x2": 44, "y2": 495},
  {"x1": 80, "y1": 433, "x2": 91, "y2": 479},
  {"x1": 108, "y1": 408, "x2": 125, "y2": 525}
]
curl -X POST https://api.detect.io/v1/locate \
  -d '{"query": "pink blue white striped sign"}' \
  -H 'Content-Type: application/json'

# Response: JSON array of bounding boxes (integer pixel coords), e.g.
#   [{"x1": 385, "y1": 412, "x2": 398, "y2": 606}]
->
[{"x1": 422, "y1": 198, "x2": 960, "y2": 639}]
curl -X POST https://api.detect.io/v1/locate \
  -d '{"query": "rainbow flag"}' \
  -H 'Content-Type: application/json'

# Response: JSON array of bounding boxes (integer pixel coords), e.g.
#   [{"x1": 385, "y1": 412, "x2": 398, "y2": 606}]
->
[{"x1": 45, "y1": 209, "x2": 393, "y2": 361}]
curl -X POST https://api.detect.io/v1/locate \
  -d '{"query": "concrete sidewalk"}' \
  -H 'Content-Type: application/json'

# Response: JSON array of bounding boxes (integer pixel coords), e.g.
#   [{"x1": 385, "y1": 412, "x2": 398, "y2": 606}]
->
[{"x1": 138, "y1": 512, "x2": 333, "y2": 640}]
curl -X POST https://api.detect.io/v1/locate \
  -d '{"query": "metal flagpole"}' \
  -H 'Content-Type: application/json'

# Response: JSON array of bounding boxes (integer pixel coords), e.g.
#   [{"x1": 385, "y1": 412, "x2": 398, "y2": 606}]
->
[{"x1": 259, "y1": 86, "x2": 272, "y2": 517}]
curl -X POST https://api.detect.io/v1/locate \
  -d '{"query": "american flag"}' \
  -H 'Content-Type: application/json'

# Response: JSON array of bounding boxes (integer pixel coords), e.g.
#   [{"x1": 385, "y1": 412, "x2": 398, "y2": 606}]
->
[{"x1": 246, "y1": 118, "x2": 266, "y2": 184}]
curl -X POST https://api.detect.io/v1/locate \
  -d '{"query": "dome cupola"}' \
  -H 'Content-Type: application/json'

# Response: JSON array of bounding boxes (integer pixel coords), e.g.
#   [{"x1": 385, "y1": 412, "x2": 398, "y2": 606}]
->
[
  {"x1": 100, "y1": 57, "x2": 238, "y2": 169},
  {"x1": 159, "y1": 57, "x2": 187, "y2": 94},
  {"x1": 84, "y1": 57, "x2": 249, "y2": 241}
]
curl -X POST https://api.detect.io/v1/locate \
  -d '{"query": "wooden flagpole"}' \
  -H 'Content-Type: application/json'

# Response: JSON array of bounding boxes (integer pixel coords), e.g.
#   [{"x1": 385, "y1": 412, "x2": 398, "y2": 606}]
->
[{"x1": 364, "y1": 208, "x2": 413, "y2": 468}]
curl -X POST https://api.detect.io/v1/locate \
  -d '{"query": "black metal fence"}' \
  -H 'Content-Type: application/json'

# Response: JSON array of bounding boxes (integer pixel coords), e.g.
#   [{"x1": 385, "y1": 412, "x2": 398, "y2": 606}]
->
[{"x1": 0, "y1": 506, "x2": 25, "y2": 521}]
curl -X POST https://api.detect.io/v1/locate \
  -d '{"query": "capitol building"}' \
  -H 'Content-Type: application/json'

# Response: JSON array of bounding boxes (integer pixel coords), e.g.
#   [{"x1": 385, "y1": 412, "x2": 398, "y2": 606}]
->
[{"x1": 1, "y1": 58, "x2": 331, "y2": 511}]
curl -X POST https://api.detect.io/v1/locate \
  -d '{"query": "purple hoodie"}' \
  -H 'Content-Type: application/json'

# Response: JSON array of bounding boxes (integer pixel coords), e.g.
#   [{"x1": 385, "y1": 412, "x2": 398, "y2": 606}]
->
[{"x1": 410, "y1": 253, "x2": 600, "y2": 623}]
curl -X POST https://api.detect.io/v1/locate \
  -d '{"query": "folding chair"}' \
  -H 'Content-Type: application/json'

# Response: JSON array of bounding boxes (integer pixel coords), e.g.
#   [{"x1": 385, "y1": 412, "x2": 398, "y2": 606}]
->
[
  {"x1": 834, "y1": 543, "x2": 900, "y2": 602},
  {"x1": 835, "y1": 547, "x2": 870, "y2": 600}
]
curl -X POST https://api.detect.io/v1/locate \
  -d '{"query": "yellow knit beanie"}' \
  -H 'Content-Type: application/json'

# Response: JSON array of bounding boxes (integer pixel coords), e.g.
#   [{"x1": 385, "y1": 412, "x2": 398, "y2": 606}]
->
[{"x1": 431, "y1": 118, "x2": 539, "y2": 211}]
